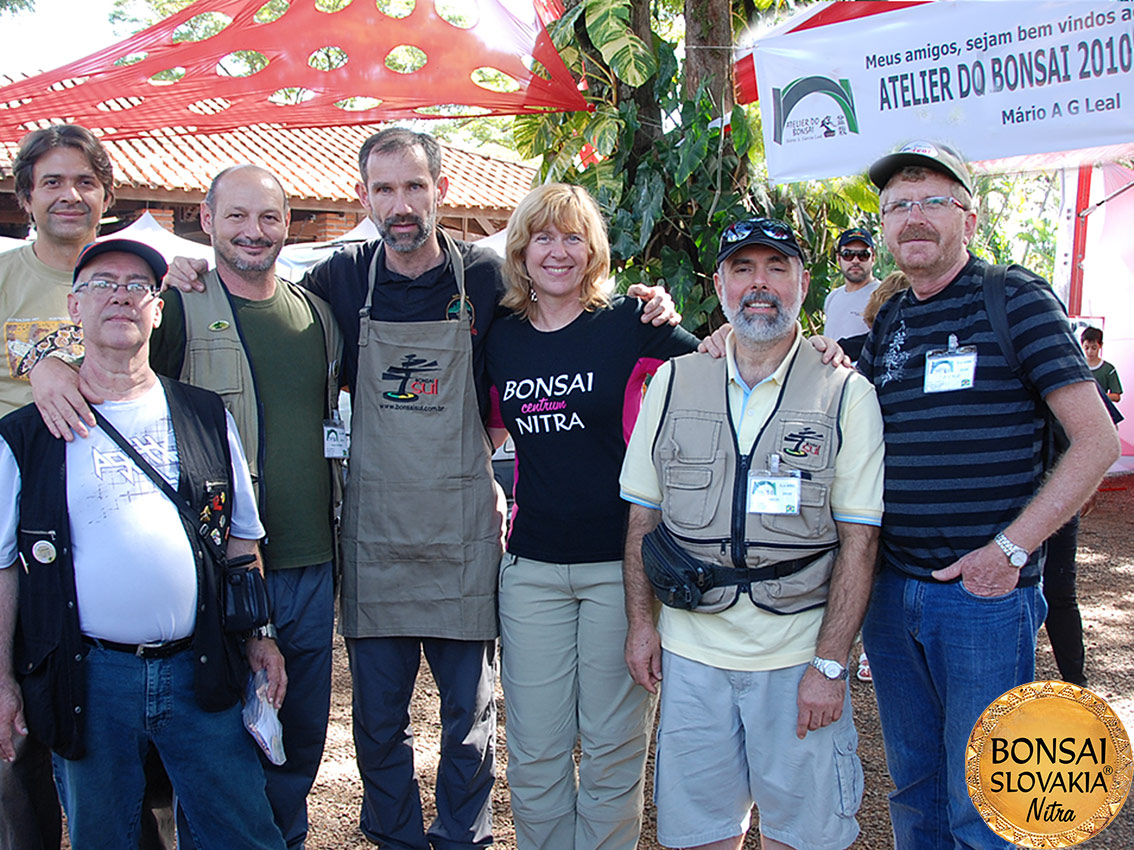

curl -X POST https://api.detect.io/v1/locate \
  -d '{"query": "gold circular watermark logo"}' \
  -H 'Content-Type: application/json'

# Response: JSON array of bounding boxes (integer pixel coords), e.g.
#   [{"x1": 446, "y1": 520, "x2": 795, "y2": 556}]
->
[{"x1": 967, "y1": 681, "x2": 1133, "y2": 847}]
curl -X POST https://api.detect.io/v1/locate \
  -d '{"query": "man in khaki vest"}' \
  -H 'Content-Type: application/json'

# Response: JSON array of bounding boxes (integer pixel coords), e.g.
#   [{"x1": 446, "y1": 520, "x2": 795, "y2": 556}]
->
[
  {"x1": 619, "y1": 217, "x2": 885, "y2": 850},
  {"x1": 31, "y1": 165, "x2": 342, "y2": 850}
]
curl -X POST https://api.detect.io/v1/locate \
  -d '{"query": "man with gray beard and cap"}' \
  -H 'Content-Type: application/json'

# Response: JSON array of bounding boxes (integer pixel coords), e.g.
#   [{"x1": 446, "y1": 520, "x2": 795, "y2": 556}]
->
[{"x1": 619, "y1": 217, "x2": 885, "y2": 850}]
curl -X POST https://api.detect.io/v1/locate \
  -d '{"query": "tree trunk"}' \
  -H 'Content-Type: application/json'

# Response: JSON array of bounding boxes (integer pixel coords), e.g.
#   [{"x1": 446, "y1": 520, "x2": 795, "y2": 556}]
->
[{"x1": 684, "y1": 0, "x2": 733, "y2": 116}]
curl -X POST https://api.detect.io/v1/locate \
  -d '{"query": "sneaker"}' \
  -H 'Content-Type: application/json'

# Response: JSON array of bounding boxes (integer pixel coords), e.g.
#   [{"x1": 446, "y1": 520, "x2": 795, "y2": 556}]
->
[{"x1": 856, "y1": 652, "x2": 872, "y2": 683}]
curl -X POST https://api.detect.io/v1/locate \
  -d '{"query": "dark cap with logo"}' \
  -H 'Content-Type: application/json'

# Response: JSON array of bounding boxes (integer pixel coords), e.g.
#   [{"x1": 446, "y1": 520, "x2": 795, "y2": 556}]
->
[
  {"x1": 717, "y1": 217, "x2": 805, "y2": 266},
  {"x1": 837, "y1": 227, "x2": 874, "y2": 250},
  {"x1": 73, "y1": 239, "x2": 169, "y2": 285},
  {"x1": 869, "y1": 140, "x2": 973, "y2": 195}
]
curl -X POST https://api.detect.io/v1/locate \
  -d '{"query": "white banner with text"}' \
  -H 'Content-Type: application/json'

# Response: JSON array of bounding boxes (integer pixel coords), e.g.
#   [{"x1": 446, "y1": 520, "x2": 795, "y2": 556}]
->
[{"x1": 751, "y1": 1, "x2": 1134, "y2": 184}]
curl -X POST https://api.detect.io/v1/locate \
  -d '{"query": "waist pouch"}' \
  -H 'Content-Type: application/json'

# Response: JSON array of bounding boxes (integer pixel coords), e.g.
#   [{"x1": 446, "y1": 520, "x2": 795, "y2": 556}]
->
[
  {"x1": 222, "y1": 553, "x2": 271, "y2": 634},
  {"x1": 641, "y1": 523, "x2": 828, "y2": 612}
]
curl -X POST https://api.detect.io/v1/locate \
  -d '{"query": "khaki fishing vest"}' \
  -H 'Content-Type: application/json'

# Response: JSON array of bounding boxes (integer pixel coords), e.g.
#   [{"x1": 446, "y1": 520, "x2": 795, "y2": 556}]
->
[
  {"x1": 177, "y1": 269, "x2": 342, "y2": 492},
  {"x1": 650, "y1": 342, "x2": 851, "y2": 614}
]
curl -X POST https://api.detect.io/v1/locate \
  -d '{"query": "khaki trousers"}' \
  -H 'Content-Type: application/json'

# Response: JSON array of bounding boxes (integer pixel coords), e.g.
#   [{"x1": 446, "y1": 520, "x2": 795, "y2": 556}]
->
[{"x1": 499, "y1": 555, "x2": 656, "y2": 850}]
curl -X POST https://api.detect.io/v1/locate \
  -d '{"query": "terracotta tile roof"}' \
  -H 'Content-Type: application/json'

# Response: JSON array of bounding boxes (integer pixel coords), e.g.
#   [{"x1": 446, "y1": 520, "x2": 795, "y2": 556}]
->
[{"x1": 0, "y1": 117, "x2": 535, "y2": 211}]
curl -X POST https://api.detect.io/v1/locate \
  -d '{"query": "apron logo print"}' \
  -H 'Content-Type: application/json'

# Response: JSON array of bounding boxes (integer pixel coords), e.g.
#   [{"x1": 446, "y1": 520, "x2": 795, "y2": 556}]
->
[
  {"x1": 782, "y1": 426, "x2": 824, "y2": 458},
  {"x1": 382, "y1": 353, "x2": 441, "y2": 402}
]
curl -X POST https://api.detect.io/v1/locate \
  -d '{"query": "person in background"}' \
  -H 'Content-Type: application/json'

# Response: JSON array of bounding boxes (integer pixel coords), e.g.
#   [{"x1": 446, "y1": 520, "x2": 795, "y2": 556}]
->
[
  {"x1": 485, "y1": 183, "x2": 699, "y2": 850},
  {"x1": 836, "y1": 270, "x2": 910, "y2": 364},
  {"x1": 822, "y1": 227, "x2": 880, "y2": 344},
  {"x1": 0, "y1": 124, "x2": 173, "y2": 850},
  {"x1": 1081, "y1": 326, "x2": 1122, "y2": 402}
]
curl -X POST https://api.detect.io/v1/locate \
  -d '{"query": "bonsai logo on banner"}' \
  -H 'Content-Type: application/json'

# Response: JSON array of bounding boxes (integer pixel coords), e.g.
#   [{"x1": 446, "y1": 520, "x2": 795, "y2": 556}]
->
[
  {"x1": 771, "y1": 76, "x2": 860, "y2": 145},
  {"x1": 967, "y1": 681, "x2": 1133, "y2": 847}
]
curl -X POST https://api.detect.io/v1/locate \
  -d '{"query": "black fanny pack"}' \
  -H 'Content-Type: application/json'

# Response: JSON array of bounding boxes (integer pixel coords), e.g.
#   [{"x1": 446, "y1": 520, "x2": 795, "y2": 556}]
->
[
  {"x1": 641, "y1": 523, "x2": 829, "y2": 610},
  {"x1": 222, "y1": 553, "x2": 271, "y2": 633}
]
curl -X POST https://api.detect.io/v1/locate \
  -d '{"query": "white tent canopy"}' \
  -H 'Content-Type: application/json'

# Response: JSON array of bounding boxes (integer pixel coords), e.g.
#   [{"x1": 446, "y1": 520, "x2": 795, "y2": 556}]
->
[{"x1": 107, "y1": 211, "x2": 215, "y2": 266}]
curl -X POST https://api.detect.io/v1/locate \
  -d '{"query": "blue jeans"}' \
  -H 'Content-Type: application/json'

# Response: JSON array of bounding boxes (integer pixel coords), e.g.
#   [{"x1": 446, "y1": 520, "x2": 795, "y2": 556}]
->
[
  {"x1": 347, "y1": 637, "x2": 496, "y2": 850},
  {"x1": 862, "y1": 569, "x2": 1047, "y2": 850},
  {"x1": 263, "y1": 562, "x2": 335, "y2": 849},
  {"x1": 53, "y1": 646, "x2": 285, "y2": 850}
]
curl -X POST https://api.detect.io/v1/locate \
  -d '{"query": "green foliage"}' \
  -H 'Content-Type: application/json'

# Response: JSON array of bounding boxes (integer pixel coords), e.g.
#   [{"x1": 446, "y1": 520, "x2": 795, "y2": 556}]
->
[
  {"x1": 0, "y1": 0, "x2": 33, "y2": 14},
  {"x1": 512, "y1": 0, "x2": 883, "y2": 336},
  {"x1": 969, "y1": 172, "x2": 1060, "y2": 282}
]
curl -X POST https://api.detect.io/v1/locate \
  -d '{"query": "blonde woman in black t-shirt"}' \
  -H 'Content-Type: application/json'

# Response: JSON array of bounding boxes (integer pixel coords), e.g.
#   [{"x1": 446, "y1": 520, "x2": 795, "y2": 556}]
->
[{"x1": 485, "y1": 184, "x2": 697, "y2": 850}]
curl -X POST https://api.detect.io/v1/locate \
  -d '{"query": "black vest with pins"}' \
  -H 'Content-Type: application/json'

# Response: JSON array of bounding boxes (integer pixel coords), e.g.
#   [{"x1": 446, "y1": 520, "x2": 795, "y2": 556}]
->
[{"x1": 0, "y1": 376, "x2": 245, "y2": 759}]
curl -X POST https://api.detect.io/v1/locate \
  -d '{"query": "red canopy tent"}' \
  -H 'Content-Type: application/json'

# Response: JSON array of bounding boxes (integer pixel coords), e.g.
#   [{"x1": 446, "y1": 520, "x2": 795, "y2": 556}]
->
[{"x1": 0, "y1": 0, "x2": 587, "y2": 141}]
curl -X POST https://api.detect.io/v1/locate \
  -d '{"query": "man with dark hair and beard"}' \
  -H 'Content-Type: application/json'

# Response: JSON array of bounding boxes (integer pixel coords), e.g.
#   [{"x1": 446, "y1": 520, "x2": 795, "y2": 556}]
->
[{"x1": 619, "y1": 217, "x2": 885, "y2": 850}]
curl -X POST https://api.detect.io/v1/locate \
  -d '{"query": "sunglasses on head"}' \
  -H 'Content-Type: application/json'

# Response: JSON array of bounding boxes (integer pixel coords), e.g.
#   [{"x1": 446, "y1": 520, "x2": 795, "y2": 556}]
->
[
  {"x1": 722, "y1": 218, "x2": 793, "y2": 244},
  {"x1": 839, "y1": 249, "x2": 871, "y2": 261}
]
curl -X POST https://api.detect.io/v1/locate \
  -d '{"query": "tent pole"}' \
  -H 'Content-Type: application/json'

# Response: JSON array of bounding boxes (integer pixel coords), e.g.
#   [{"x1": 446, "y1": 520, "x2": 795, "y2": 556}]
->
[{"x1": 1068, "y1": 163, "x2": 1092, "y2": 317}]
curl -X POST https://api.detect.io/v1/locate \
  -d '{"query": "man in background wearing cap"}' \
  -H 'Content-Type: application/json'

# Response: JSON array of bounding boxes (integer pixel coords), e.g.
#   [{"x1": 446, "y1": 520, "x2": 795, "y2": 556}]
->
[
  {"x1": 859, "y1": 142, "x2": 1118, "y2": 848},
  {"x1": 823, "y1": 227, "x2": 880, "y2": 343},
  {"x1": 0, "y1": 239, "x2": 287, "y2": 849},
  {"x1": 620, "y1": 217, "x2": 884, "y2": 850}
]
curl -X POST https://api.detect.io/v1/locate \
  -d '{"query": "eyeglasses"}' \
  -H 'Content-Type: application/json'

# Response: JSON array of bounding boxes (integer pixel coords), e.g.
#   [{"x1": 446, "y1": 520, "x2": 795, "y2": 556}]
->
[
  {"x1": 839, "y1": 249, "x2": 871, "y2": 261},
  {"x1": 722, "y1": 218, "x2": 794, "y2": 243},
  {"x1": 881, "y1": 196, "x2": 968, "y2": 218},
  {"x1": 73, "y1": 280, "x2": 159, "y2": 298}
]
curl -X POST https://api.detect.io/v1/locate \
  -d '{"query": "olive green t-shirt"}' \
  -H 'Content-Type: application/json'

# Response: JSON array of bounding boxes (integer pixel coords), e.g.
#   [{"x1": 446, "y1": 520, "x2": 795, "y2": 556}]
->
[{"x1": 152, "y1": 284, "x2": 333, "y2": 570}]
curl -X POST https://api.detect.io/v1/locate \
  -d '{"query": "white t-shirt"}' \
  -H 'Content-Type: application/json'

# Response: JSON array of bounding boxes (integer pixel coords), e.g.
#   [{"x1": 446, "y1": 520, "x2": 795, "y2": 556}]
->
[
  {"x1": 823, "y1": 278, "x2": 880, "y2": 341},
  {"x1": 0, "y1": 381, "x2": 263, "y2": 643}
]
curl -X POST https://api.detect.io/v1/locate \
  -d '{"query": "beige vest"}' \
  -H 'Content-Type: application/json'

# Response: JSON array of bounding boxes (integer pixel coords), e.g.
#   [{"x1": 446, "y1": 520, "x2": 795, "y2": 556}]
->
[
  {"x1": 651, "y1": 343, "x2": 851, "y2": 614},
  {"x1": 178, "y1": 269, "x2": 343, "y2": 496}
]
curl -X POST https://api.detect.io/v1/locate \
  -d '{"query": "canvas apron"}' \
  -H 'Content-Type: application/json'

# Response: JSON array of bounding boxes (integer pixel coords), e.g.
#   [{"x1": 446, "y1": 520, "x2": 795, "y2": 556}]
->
[{"x1": 339, "y1": 233, "x2": 502, "y2": 640}]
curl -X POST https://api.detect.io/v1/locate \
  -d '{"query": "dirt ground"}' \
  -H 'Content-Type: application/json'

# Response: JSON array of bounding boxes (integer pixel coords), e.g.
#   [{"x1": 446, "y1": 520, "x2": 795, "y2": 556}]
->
[{"x1": 302, "y1": 472, "x2": 1134, "y2": 849}]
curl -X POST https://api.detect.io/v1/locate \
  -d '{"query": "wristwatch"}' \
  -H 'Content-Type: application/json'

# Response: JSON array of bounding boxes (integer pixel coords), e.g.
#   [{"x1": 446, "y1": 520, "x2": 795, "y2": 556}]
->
[
  {"x1": 248, "y1": 623, "x2": 278, "y2": 641},
  {"x1": 994, "y1": 532, "x2": 1029, "y2": 568},
  {"x1": 810, "y1": 657, "x2": 848, "y2": 680}
]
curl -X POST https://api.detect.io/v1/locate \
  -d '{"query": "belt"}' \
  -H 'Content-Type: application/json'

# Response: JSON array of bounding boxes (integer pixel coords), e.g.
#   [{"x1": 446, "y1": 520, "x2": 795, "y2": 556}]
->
[{"x1": 83, "y1": 635, "x2": 194, "y2": 659}]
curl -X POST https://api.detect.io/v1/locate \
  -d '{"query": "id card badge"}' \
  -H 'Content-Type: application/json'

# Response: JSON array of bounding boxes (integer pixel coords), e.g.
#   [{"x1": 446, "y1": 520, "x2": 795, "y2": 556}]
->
[
  {"x1": 924, "y1": 334, "x2": 977, "y2": 394},
  {"x1": 323, "y1": 418, "x2": 349, "y2": 458},
  {"x1": 747, "y1": 472, "x2": 801, "y2": 515}
]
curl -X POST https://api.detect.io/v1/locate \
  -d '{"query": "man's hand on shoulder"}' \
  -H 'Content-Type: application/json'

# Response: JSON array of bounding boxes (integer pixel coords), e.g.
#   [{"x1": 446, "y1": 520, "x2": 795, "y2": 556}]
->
[
  {"x1": 931, "y1": 543, "x2": 1019, "y2": 597},
  {"x1": 163, "y1": 256, "x2": 210, "y2": 294},
  {"x1": 809, "y1": 335, "x2": 852, "y2": 368},
  {"x1": 627, "y1": 283, "x2": 682, "y2": 327},
  {"x1": 246, "y1": 637, "x2": 287, "y2": 709},
  {"x1": 29, "y1": 356, "x2": 101, "y2": 441},
  {"x1": 796, "y1": 666, "x2": 846, "y2": 739},
  {"x1": 698, "y1": 323, "x2": 731, "y2": 359},
  {"x1": 0, "y1": 673, "x2": 26, "y2": 762}
]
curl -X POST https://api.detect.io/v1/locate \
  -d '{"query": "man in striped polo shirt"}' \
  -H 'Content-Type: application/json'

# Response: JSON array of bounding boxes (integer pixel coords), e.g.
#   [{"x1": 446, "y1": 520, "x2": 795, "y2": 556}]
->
[{"x1": 857, "y1": 141, "x2": 1120, "y2": 850}]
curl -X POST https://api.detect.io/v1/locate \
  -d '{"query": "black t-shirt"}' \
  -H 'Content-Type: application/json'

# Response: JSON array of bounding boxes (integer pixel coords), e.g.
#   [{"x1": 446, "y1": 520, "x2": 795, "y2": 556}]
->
[
  {"x1": 486, "y1": 296, "x2": 698, "y2": 563},
  {"x1": 302, "y1": 236, "x2": 507, "y2": 418}
]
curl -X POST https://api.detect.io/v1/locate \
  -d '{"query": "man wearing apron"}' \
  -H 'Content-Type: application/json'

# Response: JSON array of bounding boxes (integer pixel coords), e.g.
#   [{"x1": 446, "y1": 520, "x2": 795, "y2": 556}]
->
[{"x1": 304, "y1": 128, "x2": 504, "y2": 850}]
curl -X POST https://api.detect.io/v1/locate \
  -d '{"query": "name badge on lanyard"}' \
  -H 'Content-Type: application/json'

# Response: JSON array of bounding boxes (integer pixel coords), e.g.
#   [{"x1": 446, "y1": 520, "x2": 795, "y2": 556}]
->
[
  {"x1": 323, "y1": 417, "x2": 350, "y2": 458},
  {"x1": 924, "y1": 334, "x2": 977, "y2": 394},
  {"x1": 747, "y1": 453, "x2": 801, "y2": 515}
]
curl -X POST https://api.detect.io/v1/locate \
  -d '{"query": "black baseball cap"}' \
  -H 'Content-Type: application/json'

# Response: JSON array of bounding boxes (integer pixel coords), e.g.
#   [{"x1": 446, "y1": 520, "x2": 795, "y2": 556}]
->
[
  {"x1": 869, "y1": 140, "x2": 973, "y2": 195},
  {"x1": 73, "y1": 239, "x2": 168, "y2": 285},
  {"x1": 717, "y1": 217, "x2": 805, "y2": 266},
  {"x1": 837, "y1": 227, "x2": 874, "y2": 250}
]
